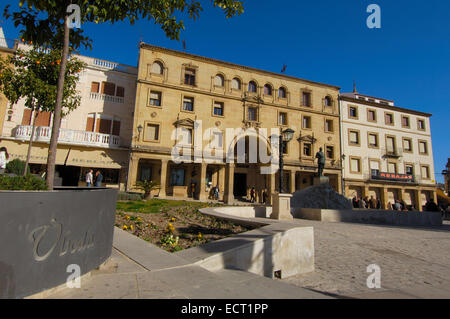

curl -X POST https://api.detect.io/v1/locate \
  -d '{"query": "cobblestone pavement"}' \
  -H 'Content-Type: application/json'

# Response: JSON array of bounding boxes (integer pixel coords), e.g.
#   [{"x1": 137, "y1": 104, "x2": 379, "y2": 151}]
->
[{"x1": 284, "y1": 220, "x2": 450, "y2": 298}]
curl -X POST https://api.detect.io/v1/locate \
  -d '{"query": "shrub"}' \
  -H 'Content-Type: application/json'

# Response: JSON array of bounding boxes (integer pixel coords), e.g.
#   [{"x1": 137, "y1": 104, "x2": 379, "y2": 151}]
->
[
  {"x1": 5, "y1": 159, "x2": 30, "y2": 176},
  {"x1": 117, "y1": 191, "x2": 143, "y2": 201},
  {"x1": 0, "y1": 174, "x2": 48, "y2": 191}
]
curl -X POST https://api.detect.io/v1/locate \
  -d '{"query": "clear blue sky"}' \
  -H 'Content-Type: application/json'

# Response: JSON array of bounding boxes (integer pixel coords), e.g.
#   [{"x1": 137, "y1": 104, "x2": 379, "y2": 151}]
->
[{"x1": 1, "y1": 0, "x2": 449, "y2": 183}]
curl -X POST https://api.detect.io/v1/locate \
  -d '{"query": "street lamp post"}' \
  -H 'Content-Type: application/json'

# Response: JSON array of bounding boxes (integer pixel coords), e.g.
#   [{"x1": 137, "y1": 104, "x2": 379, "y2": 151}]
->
[{"x1": 278, "y1": 128, "x2": 295, "y2": 194}]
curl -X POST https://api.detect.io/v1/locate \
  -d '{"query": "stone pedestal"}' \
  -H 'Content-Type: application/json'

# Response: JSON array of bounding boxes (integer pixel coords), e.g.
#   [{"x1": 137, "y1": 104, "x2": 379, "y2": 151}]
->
[
  {"x1": 313, "y1": 176, "x2": 329, "y2": 186},
  {"x1": 270, "y1": 193, "x2": 293, "y2": 220}
]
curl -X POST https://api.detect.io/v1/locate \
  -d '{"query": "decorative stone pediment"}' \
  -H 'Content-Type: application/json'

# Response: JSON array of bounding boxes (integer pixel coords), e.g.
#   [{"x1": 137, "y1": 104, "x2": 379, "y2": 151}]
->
[
  {"x1": 173, "y1": 118, "x2": 195, "y2": 128},
  {"x1": 243, "y1": 94, "x2": 264, "y2": 104},
  {"x1": 298, "y1": 135, "x2": 317, "y2": 143}
]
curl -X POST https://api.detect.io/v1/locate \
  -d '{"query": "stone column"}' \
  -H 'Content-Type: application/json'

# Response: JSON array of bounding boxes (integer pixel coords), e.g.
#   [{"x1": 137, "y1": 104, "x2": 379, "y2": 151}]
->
[
  {"x1": 267, "y1": 173, "x2": 276, "y2": 205},
  {"x1": 199, "y1": 163, "x2": 207, "y2": 201},
  {"x1": 381, "y1": 187, "x2": 388, "y2": 210},
  {"x1": 433, "y1": 190, "x2": 438, "y2": 204},
  {"x1": 126, "y1": 155, "x2": 139, "y2": 191},
  {"x1": 224, "y1": 163, "x2": 234, "y2": 204},
  {"x1": 218, "y1": 165, "x2": 225, "y2": 201},
  {"x1": 290, "y1": 170, "x2": 296, "y2": 194},
  {"x1": 414, "y1": 189, "x2": 422, "y2": 212},
  {"x1": 159, "y1": 159, "x2": 168, "y2": 198}
]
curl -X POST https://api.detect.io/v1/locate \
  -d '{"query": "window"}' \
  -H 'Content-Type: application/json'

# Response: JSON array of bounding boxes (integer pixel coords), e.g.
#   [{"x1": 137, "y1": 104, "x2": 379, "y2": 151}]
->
[
  {"x1": 145, "y1": 123, "x2": 160, "y2": 141},
  {"x1": 149, "y1": 91, "x2": 161, "y2": 106},
  {"x1": 101, "y1": 82, "x2": 116, "y2": 96},
  {"x1": 368, "y1": 133, "x2": 378, "y2": 148},
  {"x1": 349, "y1": 130, "x2": 360, "y2": 145},
  {"x1": 302, "y1": 116, "x2": 311, "y2": 129},
  {"x1": 278, "y1": 112, "x2": 287, "y2": 126},
  {"x1": 403, "y1": 138, "x2": 413, "y2": 152},
  {"x1": 139, "y1": 165, "x2": 152, "y2": 182},
  {"x1": 213, "y1": 131, "x2": 223, "y2": 148},
  {"x1": 385, "y1": 112, "x2": 394, "y2": 125},
  {"x1": 184, "y1": 68, "x2": 196, "y2": 86},
  {"x1": 388, "y1": 162, "x2": 397, "y2": 173},
  {"x1": 326, "y1": 146, "x2": 334, "y2": 159},
  {"x1": 367, "y1": 109, "x2": 376, "y2": 122},
  {"x1": 213, "y1": 102, "x2": 224, "y2": 116},
  {"x1": 264, "y1": 84, "x2": 272, "y2": 96},
  {"x1": 370, "y1": 160, "x2": 380, "y2": 176},
  {"x1": 401, "y1": 116, "x2": 410, "y2": 128},
  {"x1": 183, "y1": 97, "x2": 194, "y2": 112},
  {"x1": 302, "y1": 92, "x2": 311, "y2": 107},
  {"x1": 151, "y1": 61, "x2": 164, "y2": 75},
  {"x1": 248, "y1": 81, "x2": 257, "y2": 93},
  {"x1": 112, "y1": 117, "x2": 121, "y2": 136},
  {"x1": 417, "y1": 119, "x2": 426, "y2": 130},
  {"x1": 349, "y1": 106, "x2": 358, "y2": 118},
  {"x1": 170, "y1": 168, "x2": 185, "y2": 186},
  {"x1": 421, "y1": 165, "x2": 430, "y2": 179},
  {"x1": 419, "y1": 141, "x2": 428, "y2": 154},
  {"x1": 405, "y1": 165, "x2": 414, "y2": 175},
  {"x1": 231, "y1": 78, "x2": 241, "y2": 90},
  {"x1": 116, "y1": 86, "x2": 125, "y2": 98},
  {"x1": 325, "y1": 120, "x2": 333, "y2": 132},
  {"x1": 214, "y1": 74, "x2": 224, "y2": 87},
  {"x1": 279, "y1": 87, "x2": 287, "y2": 99},
  {"x1": 248, "y1": 107, "x2": 257, "y2": 121},
  {"x1": 86, "y1": 113, "x2": 95, "y2": 132},
  {"x1": 386, "y1": 136, "x2": 396, "y2": 154},
  {"x1": 96, "y1": 115, "x2": 112, "y2": 134},
  {"x1": 91, "y1": 82, "x2": 100, "y2": 93},
  {"x1": 350, "y1": 158, "x2": 361, "y2": 173},
  {"x1": 324, "y1": 96, "x2": 332, "y2": 107},
  {"x1": 303, "y1": 143, "x2": 312, "y2": 156},
  {"x1": 185, "y1": 128, "x2": 193, "y2": 144}
]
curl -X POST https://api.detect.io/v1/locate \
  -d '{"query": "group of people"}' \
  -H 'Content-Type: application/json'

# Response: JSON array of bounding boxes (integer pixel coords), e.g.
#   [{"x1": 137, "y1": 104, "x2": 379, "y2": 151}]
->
[
  {"x1": 85, "y1": 169, "x2": 103, "y2": 187},
  {"x1": 0, "y1": 146, "x2": 9, "y2": 174},
  {"x1": 352, "y1": 195, "x2": 382, "y2": 209},
  {"x1": 207, "y1": 184, "x2": 220, "y2": 200}
]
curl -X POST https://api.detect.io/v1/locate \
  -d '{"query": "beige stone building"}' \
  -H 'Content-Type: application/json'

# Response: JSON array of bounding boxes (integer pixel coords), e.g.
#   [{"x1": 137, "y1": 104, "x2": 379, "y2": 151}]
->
[
  {"x1": 340, "y1": 90, "x2": 437, "y2": 211},
  {"x1": 0, "y1": 28, "x2": 17, "y2": 135},
  {"x1": 128, "y1": 43, "x2": 342, "y2": 203},
  {"x1": 0, "y1": 39, "x2": 137, "y2": 188}
]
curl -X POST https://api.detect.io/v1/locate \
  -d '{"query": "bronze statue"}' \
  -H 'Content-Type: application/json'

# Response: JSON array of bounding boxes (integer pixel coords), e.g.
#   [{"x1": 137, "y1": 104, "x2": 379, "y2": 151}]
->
[{"x1": 315, "y1": 147, "x2": 325, "y2": 177}]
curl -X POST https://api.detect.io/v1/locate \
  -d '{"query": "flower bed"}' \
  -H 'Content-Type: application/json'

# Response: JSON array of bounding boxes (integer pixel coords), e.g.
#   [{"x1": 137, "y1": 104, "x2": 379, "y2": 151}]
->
[{"x1": 115, "y1": 199, "x2": 255, "y2": 252}]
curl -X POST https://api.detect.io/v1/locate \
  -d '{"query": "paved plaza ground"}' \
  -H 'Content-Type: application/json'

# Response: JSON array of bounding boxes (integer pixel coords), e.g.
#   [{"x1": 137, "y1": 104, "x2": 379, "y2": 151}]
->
[
  {"x1": 40, "y1": 217, "x2": 450, "y2": 299},
  {"x1": 284, "y1": 220, "x2": 450, "y2": 298}
]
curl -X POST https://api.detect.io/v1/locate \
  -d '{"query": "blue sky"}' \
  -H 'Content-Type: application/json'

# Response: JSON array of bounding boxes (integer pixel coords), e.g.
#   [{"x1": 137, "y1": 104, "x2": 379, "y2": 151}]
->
[{"x1": 1, "y1": 0, "x2": 449, "y2": 182}]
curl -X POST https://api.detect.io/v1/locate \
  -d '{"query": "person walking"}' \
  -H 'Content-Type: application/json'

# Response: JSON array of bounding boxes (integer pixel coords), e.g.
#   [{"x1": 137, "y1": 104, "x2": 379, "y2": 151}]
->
[
  {"x1": 94, "y1": 170, "x2": 103, "y2": 187},
  {"x1": 214, "y1": 184, "x2": 220, "y2": 200},
  {"x1": 369, "y1": 196, "x2": 377, "y2": 209},
  {"x1": 0, "y1": 147, "x2": 9, "y2": 174},
  {"x1": 85, "y1": 169, "x2": 93, "y2": 187},
  {"x1": 250, "y1": 187, "x2": 256, "y2": 203}
]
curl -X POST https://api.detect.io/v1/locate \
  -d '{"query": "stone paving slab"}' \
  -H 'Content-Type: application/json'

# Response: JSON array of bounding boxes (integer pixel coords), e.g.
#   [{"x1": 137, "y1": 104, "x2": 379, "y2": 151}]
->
[{"x1": 113, "y1": 227, "x2": 191, "y2": 271}]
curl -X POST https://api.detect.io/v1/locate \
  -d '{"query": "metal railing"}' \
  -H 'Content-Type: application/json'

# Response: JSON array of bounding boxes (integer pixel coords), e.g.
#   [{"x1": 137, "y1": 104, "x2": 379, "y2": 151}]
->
[
  {"x1": 14, "y1": 125, "x2": 121, "y2": 148},
  {"x1": 382, "y1": 147, "x2": 403, "y2": 158}
]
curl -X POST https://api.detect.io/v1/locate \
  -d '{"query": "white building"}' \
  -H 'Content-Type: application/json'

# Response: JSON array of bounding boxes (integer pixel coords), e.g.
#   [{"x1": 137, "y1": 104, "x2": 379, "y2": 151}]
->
[
  {"x1": 340, "y1": 90, "x2": 437, "y2": 211},
  {"x1": 1, "y1": 41, "x2": 137, "y2": 188}
]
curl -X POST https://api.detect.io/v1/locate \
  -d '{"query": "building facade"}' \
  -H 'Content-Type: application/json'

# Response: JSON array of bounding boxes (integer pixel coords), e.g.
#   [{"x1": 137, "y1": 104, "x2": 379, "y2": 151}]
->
[
  {"x1": 340, "y1": 91, "x2": 437, "y2": 211},
  {"x1": 443, "y1": 159, "x2": 450, "y2": 196},
  {"x1": 0, "y1": 41, "x2": 137, "y2": 188},
  {"x1": 128, "y1": 44, "x2": 342, "y2": 203}
]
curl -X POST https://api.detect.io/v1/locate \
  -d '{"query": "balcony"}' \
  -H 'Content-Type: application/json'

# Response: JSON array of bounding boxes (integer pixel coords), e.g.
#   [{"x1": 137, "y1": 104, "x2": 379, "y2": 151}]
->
[
  {"x1": 89, "y1": 92, "x2": 124, "y2": 104},
  {"x1": 14, "y1": 125, "x2": 121, "y2": 149},
  {"x1": 382, "y1": 147, "x2": 403, "y2": 159}
]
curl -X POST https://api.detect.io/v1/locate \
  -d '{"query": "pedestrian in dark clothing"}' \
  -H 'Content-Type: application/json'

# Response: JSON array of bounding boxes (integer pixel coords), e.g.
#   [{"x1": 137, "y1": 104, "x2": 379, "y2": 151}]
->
[
  {"x1": 369, "y1": 196, "x2": 377, "y2": 209},
  {"x1": 95, "y1": 170, "x2": 103, "y2": 187},
  {"x1": 425, "y1": 199, "x2": 439, "y2": 212}
]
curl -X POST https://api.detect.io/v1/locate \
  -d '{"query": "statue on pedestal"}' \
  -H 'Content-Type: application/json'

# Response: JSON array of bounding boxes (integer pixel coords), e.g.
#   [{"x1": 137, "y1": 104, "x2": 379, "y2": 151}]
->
[{"x1": 315, "y1": 147, "x2": 325, "y2": 177}]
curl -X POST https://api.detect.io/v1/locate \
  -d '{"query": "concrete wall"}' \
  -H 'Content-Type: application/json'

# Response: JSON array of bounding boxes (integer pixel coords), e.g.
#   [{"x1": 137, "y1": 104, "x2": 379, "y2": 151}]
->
[
  {"x1": 292, "y1": 207, "x2": 442, "y2": 226},
  {"x1": 0, "y1": 188, "x2": 117, "y2": 299},
  {"x1": 176, "y1": 207, "x2": 315, "y2": 279}
]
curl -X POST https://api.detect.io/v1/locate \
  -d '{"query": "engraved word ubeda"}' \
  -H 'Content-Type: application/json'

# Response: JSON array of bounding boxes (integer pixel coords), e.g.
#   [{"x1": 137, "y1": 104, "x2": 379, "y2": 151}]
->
[{"x1": 29, "y1": 219, "x2": 95, "y2": 262}]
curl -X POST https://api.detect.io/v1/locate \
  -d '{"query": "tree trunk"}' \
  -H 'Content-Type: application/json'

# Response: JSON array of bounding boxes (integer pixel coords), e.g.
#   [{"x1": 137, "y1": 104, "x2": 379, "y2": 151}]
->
[
  {"x1": 45, "y1": 8, "x2": 70, "y2": 189},
  {"x1": 24, "y1": 108, "x2": 39, "y2": 176}
]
